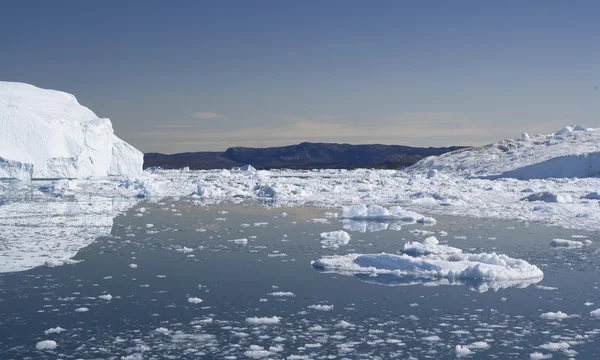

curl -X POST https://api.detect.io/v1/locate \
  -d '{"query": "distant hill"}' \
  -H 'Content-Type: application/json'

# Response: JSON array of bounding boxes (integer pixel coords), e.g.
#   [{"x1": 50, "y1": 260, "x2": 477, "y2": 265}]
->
[{"x1": 144, "y1": 142, "x2": 467, "y2": 170}]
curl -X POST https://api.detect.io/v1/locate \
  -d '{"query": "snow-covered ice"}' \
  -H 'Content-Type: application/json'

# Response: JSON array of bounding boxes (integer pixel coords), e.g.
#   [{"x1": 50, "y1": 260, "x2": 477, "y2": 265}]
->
[{"x1": 0, "y1": 81, "x2": 142, "y2": 179}]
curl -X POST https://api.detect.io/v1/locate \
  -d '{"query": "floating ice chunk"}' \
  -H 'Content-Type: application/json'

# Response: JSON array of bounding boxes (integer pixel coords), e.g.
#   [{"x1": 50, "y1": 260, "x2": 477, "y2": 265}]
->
[
  {"x1": 312, "y1": 238, "x2": 543, "y2": 289},
  {"x1": 538, "y1": 342, "x2": 570, "y2": 351},
  {"x1": 187, "y1": 297, "x2": 203, "y2": 304},
  {"x1": 403, "y1": 236, "x2": 462, "y2": 256},
  {"x1": 175, "y1": 246, "x2": 194, "y2": 253},
  {"x1": 540, "y1": 311, "x2": 576, "y2": 320},
  {"x1": 229, "y1": 238, "x2": 248, "y2": 245},
  {"x1": 98, "y1": 294, "x2": 113, "y2": 301},
  {"x1": 129, "y1": 264, "x2": 138, "y2": 269},
  {"x1": 44, "y1": 327, "x2": 66, "y2": 335},
  {"x1": 455, "y1": 341, "x2": 490, "y2": 357},
  {"x1": 530, "y1": 352, "x2": 553, "y2": 359},
  {"x1": 550, "y1": 239, "x2": 586, "y2": 248},
  {"x1": 422, "y1": 335, "x2": 441, "y2": 341},
  {"x1": 591, "y1": 309, "x2": 600, "y2": 318},
  {"x1": 341, "y1": 204, "x2": 432, "y2": 224},
  {"x1": 336, "y1": 320, "x2": 353, "y2": 328},
  {"x1": 245, "y1": 316, "x2": 281, "y2": 325},
  {"x1": 35, "y1": 340, "x2": 57, "y2": 350},
  {"x1": 455, "y1": 345, "x2": 472, "y2": 357},
  {"x1": 154, "y1": 327, "x2": 170, "y2": 334},
  {"x1": 308, "y1": 304, "x2": 334, "y2": 311},
  {"x1": 268, "y1": 292, "x2": 295, "y2": 297},
  {"x1": 320, "y1": 230, "x2": 351, "y2": 249},
  {"x1": 75, "y1": 307, "x2": 89, "y2": 312}
]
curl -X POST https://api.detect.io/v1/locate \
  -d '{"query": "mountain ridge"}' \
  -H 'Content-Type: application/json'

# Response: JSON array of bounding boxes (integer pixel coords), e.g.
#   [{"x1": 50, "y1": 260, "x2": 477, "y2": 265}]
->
[{"x1": 144, "y1": 142, "x2": 467, "y2": 170}]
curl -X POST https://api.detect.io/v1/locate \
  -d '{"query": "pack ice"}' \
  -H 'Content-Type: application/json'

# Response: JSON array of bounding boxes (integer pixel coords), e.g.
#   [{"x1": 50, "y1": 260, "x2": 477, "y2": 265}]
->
[{"x1": 0, "y1": 81, "x2": 143, "y2": 179}]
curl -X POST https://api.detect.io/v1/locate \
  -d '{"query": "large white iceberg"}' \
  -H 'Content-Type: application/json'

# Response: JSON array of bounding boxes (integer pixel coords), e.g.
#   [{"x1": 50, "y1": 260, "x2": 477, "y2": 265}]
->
[{"x1": 0, "y1": 81, "x2": 143, "y2": 179}]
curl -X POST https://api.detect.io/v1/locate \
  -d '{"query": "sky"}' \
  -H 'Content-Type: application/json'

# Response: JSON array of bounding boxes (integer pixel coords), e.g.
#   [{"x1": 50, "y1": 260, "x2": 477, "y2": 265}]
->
[{"x1": 1, "y1": 0, "x2": 600, "y2": 153}]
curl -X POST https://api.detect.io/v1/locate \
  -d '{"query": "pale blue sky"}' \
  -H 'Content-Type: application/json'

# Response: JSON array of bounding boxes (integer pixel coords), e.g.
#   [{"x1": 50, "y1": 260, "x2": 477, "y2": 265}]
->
[{"x1": 1, "y1": 0, "x2": 599, "y2": 153}]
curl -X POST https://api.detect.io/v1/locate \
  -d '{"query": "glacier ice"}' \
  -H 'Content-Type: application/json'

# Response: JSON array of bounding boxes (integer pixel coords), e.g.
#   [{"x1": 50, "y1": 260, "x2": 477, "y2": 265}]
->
[{"x1": 0, "y1": 81, "x2": 143, "y2": 180}]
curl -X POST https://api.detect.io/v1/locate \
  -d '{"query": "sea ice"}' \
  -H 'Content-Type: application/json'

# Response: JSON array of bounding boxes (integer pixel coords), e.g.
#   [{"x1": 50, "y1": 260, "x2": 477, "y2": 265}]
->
[
  {"x1": 35, "y1": 340, "x2": 57, "y2": 350},
  {"x1": 550, "y1": 239, "x2": 586, "y2": 248},
  {"x1": 245, "y1": 316, "x2": 281, "y2": 325},
  {"x1": 319, "y1": 230, "x2": 351, "y2": 249},
  {"x1": 312, "y1": 236, "x2": 543, "y2": 290}
]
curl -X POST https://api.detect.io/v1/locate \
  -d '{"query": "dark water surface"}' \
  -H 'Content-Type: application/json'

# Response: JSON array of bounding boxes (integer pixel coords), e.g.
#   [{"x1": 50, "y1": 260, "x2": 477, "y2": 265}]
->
[{"x1": 1, "y1": 200, "x2": 599, "y2": 359}]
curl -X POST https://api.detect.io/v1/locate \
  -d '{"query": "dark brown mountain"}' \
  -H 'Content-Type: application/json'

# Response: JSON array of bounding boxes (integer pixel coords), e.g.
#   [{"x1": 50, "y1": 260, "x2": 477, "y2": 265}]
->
[{"x1": 144, "y1": 142, "x2": 467, "y2": 170}]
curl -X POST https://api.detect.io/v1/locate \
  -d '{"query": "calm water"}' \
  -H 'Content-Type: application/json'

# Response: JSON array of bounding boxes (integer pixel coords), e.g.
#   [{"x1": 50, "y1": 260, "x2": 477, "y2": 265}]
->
[{"x1": 1, "y1": 200, "x2": 599, "y2": 359}]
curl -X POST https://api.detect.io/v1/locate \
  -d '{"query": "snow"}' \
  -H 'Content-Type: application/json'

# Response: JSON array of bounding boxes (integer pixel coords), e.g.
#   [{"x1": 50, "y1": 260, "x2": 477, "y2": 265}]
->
[
  {"x1": 319, "y1": 230, "x2": 351, "y2": 249},
  {"x1": 312, "y1": 236, "x2": 543, "y2": 290},
  {"x1": 35, "y1": 340, "x2": 57, "y2": 350},
  {"x1": 0, "y1": 81, "x2": 143, "y2": 180}
]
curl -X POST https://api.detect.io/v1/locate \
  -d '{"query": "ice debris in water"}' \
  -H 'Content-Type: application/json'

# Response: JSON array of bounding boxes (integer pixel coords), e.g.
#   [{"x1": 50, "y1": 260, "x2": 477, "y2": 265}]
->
[
  {"x1": 319, "y1": 230, "x2": 351, "y2": 249},
  {"x1": 245, "y1": 316, "x2": 281, "y2": 325},
  {"x1": 341, "y1": 204, "x2": 433, "y2": 224},
  {"x1": 550, "y1": 238, "x2": 591, "y2": 248},
  {"x1": 35, "y1": 340, "x2": 57, "y2": 350},
  {"x1": 312, "y1": 236, "x2": 543, "y2": 291}
]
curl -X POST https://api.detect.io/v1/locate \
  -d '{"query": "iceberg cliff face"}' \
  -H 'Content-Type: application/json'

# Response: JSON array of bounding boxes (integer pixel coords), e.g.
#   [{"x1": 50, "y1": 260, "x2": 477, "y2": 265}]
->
[{"x1": 0, "y1": 81, "x2": 143, "y2": 179}]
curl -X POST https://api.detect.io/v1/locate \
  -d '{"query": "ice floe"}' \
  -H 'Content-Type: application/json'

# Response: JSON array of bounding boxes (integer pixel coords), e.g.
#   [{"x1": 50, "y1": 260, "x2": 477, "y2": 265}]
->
[
  {"x1": 550, "y1": 239, "x2": 590, "y2": 248},
  {"x1": 312, "y1": 236, "x2": 543, "y2": 292},
  {"x1": 35, "y1": 340, "x2": 57, "y2": 350},
  {"x1": 319, "y1": 230, "x2": 351, "y2": 249}
]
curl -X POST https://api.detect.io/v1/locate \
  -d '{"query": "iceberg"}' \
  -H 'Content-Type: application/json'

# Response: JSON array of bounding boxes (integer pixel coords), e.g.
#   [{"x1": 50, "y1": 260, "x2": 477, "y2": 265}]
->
[{"x1": 0, "y1": 81, "x2": 143, "y2": 180}]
